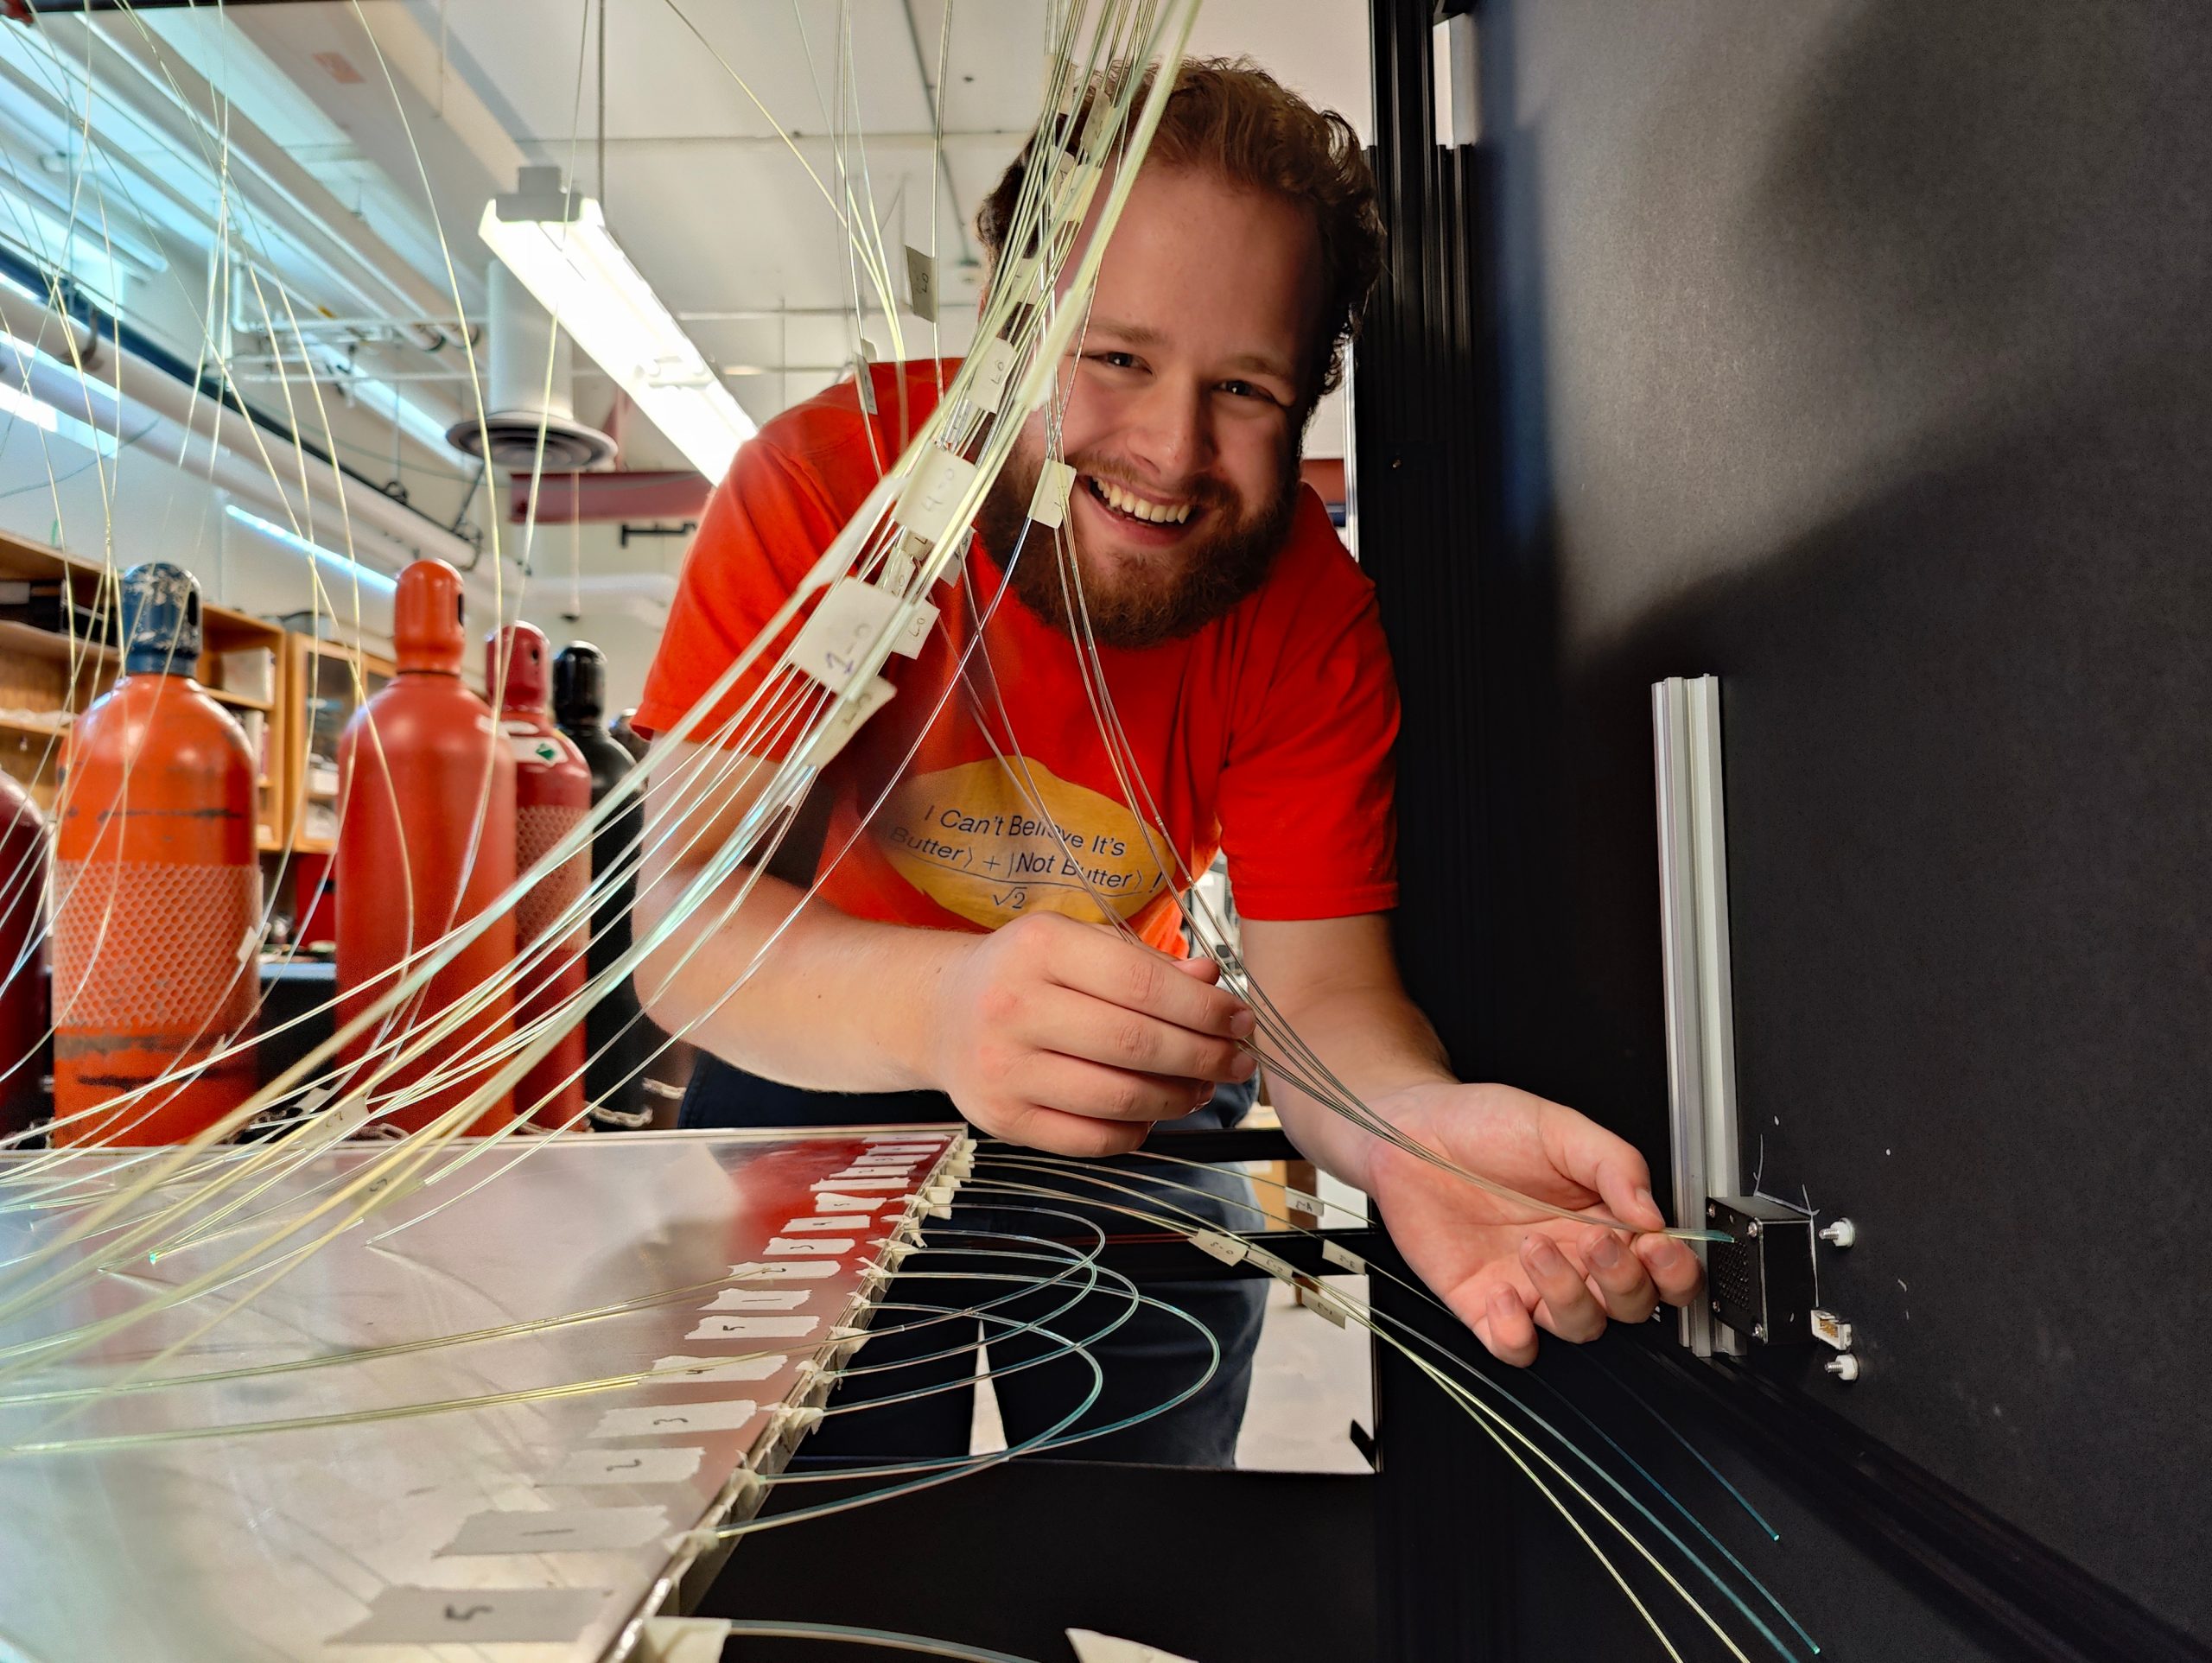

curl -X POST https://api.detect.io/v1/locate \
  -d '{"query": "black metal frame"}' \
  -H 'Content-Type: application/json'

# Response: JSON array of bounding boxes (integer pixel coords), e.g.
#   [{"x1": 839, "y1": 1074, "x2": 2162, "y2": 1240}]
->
[{"x1": 1356, "y1": 3, "x2": 2209, "y2": 1659}]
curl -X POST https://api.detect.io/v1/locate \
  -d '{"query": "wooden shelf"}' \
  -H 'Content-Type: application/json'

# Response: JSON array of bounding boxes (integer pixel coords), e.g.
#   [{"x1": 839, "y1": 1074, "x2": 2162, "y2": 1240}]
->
[
  {"x1": 0, "y1": 618, "x2": 116, "y2": 667},
  {"x1": 205, "y1": 686, "x2": 274, "y2": 714},
  {"x1": 0, "y1": 714, "x2": 69, "y2": 743}
]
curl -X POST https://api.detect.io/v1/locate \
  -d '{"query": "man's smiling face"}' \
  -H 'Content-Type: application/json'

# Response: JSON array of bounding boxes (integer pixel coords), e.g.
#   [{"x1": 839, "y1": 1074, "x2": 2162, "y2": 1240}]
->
[{"x1": 978, "y1": 162, "x2": 1325, "y2": 648}]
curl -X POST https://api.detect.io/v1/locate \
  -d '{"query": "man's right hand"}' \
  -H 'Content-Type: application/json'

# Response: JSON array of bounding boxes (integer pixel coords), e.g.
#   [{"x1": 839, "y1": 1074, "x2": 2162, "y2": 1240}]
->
[{"x1": 925, "y1": 913, "x2": 1258, "y2": 1156}]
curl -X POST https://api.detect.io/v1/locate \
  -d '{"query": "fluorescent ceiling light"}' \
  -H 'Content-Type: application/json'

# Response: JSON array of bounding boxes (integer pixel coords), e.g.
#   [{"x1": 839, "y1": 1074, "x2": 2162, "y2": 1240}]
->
[
  {"x1": 0, "y1": 375, "x2": 117, "y2": 459},
  {"x1": 479, "y1": 191, "x2": 754, "y2": 481},
  {"x1": 225, "y1": 502, "x2": 397, "y2": 596}
]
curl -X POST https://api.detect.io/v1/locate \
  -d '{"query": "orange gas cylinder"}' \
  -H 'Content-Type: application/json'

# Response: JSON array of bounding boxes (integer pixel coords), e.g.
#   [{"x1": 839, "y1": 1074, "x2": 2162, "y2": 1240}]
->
[
  {"x1": 489, "y1": 623, "x2": 589, "y2": 1127},
  {"x1": 335, "y1": 560, "x2": 516, "y2": 1135},
  {"x1": 0, "y1": 771, "x2": 48, "y2": 1138},
  {"x1": 51, "y1": 563, "x2": 260, "y2": 1146}
]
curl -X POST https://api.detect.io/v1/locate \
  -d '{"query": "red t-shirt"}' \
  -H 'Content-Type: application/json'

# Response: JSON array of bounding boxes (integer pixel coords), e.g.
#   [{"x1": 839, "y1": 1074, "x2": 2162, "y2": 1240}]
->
[{"x1": 635, "y1": 359, "x2": 1399, "y2": 952}]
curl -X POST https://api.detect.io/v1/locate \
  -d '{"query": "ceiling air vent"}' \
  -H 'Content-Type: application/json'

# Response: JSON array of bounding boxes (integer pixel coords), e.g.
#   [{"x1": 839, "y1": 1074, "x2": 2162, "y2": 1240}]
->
[{"x1": 445, "y1": 262, "x2": 618, "y2": 473}]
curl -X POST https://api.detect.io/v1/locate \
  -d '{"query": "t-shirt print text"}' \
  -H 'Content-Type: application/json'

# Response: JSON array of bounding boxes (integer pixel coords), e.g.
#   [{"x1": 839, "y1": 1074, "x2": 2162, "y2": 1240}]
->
[{"x1": 878, "y1": 757, "x2": 1169, "y2": 930}]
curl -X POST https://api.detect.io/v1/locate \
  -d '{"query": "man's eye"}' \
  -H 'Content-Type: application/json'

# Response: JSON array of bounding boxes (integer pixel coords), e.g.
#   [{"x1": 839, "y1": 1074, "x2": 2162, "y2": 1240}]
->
[
  {"x1": 1088, "y1": 351, "x2": 1141, "y2": 371},
  {"x1": 1218, "y1": 380, "x2": 1281, "y2": 405}
]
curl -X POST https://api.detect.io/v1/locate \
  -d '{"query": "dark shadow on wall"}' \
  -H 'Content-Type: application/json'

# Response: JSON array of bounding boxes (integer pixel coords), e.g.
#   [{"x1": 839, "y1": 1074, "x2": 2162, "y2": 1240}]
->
[{"x1": 1376, "y1": 0, "x2": 2212, "y2": 1647}]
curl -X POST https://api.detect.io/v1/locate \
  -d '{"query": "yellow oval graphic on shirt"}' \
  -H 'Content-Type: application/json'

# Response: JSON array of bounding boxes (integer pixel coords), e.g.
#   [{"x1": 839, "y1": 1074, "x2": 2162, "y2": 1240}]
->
[{"x1": 877, "y1": 757, "x2": 1170, "y2": 929}]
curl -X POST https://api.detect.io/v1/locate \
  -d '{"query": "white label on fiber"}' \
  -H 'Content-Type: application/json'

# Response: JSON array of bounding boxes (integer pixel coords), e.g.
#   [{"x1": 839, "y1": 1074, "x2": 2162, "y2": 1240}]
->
[
  {"x1": 651, "y1": 1353, "x2": 786, "y2": 1384},
  {"x1": 894, "y1": 450, "x2": 977, "y2": 542},
  {"x1": 971, "y1": 339, "x2": 1018, "y2": 412},
  {"x1": 1031, "y1": 460, "x2": 1077, "y2": 529},
  {"x1": 700, "y1": 1287, "x2": 811, "y2": 1311},
  {"x1": 1320, "y1": 1238, "x2": 1368, "y2": 1275},
  {"x1": 890, "y1": 600, "x2": 937, "y2": 658},
  {"x1": 905, "y1": 245, "x2": 938, "y2": 322},
  {"x1": 765, "y1": 1237, "x2": 853, "y2": 1256},
  {"x1": 590, "y1": 1400, "x2": 760, "y2": 1439},
  {"x1": 779, "y1": 1215, "x2": 869, "y2": 1233},
  {"x1": 686, "y1": 1314, "x2": 821, "y2": 1342},
  {"x1": 1188, "y1": 1229, "x2": 1249, "y2": 1267},
  {"x1": 812, "y1": 1192, "x2": 897, "y2": 1212},
  {"x1": 798, "y1": 676, "x2": 897, "y2": 771},
  {"x1": 440, "y1": 1506, "x2": 670, "y2": 1556},
  {"x1": 335, "y1": 1587, "x2": 609, "y2": 1646},
  {"x1": 783, "y1": 577, "x2": 901, "y2": 690},
  {"x1": 1280, "y1": 1187, "x2": 1325, "y2": 1216},
  {"x1": 543, "y1": 1445, "x2": 705, "y2": 1487}
]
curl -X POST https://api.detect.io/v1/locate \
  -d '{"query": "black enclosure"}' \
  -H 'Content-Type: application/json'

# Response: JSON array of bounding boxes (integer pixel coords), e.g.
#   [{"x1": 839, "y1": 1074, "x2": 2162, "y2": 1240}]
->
[{"x1": 1357, "y1": 0, "x2": 2211, "y2": 1656}]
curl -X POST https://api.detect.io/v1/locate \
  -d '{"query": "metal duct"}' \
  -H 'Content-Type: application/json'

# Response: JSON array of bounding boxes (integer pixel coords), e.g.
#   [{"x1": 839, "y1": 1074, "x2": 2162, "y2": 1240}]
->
[{"x1": 445, "y1": 263, "x2": 619, "y2": 473}]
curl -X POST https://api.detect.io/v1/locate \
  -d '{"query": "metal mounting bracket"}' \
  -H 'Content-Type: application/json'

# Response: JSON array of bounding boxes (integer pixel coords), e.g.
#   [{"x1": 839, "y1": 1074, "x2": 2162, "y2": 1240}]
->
[{"x1": 1653, "y1": 675, "x2": 1745, "y2": 1358}]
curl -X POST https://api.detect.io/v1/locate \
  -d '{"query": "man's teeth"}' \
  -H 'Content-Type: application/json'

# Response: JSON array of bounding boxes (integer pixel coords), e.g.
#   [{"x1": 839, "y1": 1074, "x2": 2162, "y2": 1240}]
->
[{"x1": 1090, "y1": 477, "x2": 1192, "y2": 525}]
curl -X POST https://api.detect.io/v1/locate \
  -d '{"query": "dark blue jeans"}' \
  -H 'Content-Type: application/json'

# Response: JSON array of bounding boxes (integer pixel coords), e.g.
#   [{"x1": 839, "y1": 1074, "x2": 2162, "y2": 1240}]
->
[{"x1": 680, "y1": 1057, "x2": 1268, "y2": 1468}]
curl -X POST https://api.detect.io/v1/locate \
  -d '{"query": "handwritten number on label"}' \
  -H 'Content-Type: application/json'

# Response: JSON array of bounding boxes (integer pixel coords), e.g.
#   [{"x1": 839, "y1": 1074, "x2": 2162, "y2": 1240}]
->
[{"x1": 444, "y1": 1604, "x2": 493, "y2": 1622}]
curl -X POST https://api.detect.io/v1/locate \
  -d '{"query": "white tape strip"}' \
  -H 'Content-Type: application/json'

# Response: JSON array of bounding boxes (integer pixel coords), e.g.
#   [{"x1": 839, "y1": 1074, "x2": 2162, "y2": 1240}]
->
[
  {"x1": 1188, "y1": 1229, "x2": 1249, "y2": 1267},
  {"x1": 812, "y1": 1191, "x2": 897, "y2": 1212},
  {"x1": 1280, "y1": 1187, "x2": 1326, "y2": 1216},
  {"x1": 699, "y1": 1287, "x2": 810, "y2": 1311},
  {"x1": 1031, "y1": 459, "x2": 1077, "y2": 528},
  {"x1": 894, "y1": 449, "x2": 978, "y2": 541},
  {"x1": 811, "y1": 1177, "x2": 907, "y2": 1192},
  {"x1": 639, "y1": 1616, "x2": 737, "y2": 1663},
  {"x1": 645, "y1": 1344, "x2": 787, "y2": 1380},
  {"x1": 1065, "y1": 1630, "x2": 1201, "y2": 1663},
  {"x1": 1321, "y1": 1239, "x2": 1368, "y2": 1276},
  {"x1": 650, "y1": 1353, "x2": 785, "y2": 1383},
  {"x1": 890, "y1": 600, "x2": 937, "y2": 658},
  {"x1": 764, "y1": 1237, "x2": 853, "y2": 1257},
  {"x1": 543, "y1": 1445, "x2": 705, "y2": 1487},
  {"x1": 439, "y1": 1506, "x2": 671, "y2": 1556},
  {"x1": 798, "y1": 676, "x2": 897, "y2": 771},
  {"x1": 971, "y1": 338, "x2": 1018, "y2": 412},
  {"x1": 778, "y1": 1215, "x2": 868, "y2": 1233},
  {"x1": 905, "y1": 244, "x2": 938, "y2": 322},
  {"x1": 590, "y1": 1400, "x2": 760, "y2": 1439},
  {"x1": 686, "y1": 1314, "x2": 821, "y2": 1342},
  {"x1": 783, "y1": 577, "x2": 901, "y2": 690},
  {"x1": 335, "y1": 1587, "x2": 609, "y2": 1646},
  {"x1": 728, "y1": 1260, "x2": 840, "y2": 1279}
]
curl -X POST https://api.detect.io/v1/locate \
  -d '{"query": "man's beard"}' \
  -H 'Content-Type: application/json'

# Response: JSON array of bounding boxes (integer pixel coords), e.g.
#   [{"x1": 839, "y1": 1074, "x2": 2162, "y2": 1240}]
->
[{"x1": 973, "y1": 442, "x2": 1298, "y2": 651}]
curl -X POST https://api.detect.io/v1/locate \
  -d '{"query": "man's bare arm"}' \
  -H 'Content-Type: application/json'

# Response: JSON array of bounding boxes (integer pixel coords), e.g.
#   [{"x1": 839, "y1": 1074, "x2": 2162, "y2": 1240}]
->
[{"x1": 631, "y1": 739, "x2": 1256, "y2": 1154}]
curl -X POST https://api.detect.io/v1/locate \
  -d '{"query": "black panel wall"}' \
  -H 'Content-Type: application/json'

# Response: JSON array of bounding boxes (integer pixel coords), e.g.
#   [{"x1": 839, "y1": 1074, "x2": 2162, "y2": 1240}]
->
[{"x1": 1357, "y1": 1, "x2": 2210, "y2": 1657}]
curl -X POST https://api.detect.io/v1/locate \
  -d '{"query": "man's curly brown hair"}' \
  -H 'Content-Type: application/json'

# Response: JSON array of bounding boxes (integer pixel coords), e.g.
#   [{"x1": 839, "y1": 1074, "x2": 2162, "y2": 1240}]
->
[{"x1": 975, "y1": 56, "x2": 1385, "y2": 406}]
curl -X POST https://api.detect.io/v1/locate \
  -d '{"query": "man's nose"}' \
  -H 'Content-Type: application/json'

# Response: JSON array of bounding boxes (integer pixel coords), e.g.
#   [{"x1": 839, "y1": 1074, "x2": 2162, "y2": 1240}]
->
[{"x1": 1122, "y1": 378, "x2": 1213, "y2": 482}]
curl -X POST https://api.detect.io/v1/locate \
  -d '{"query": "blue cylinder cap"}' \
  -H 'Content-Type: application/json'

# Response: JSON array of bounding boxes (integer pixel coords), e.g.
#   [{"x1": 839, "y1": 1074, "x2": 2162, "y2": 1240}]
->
[{"x1": 120, "y1": 562, "x2": 202, "y2": 676}]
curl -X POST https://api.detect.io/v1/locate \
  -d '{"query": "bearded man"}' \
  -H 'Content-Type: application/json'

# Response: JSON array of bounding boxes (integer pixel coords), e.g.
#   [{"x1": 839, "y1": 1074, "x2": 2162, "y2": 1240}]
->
[{"x1": 633, "y1": 59, "x2": 1700, "y2": 1468}]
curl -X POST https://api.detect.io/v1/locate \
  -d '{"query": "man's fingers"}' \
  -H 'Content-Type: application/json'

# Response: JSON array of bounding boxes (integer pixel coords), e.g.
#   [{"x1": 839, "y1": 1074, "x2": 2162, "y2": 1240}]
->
[
  {"x1": 1028, "y1": 986, "x2": 1257, "y2": 1084},
  {"x1": 1015, "y1": 1053, "x2": 1213, "y2": 1124},
  {"x1": 1046, "y1": 928, "x2": 1255, "y2": 1039},
  {"x1": 1477, "y1": 1285, "x2": 1538, "y2": 1367},
  {"x1": 1521, "y1": 1235, "x2": 1607, "y2": 1343},
  {"x1": 1583, "y1": 1228, "x2": 1659, "y2": 1324},
  {"x1": 1634, "y1": 1235, "x2": 1704, "y2": 1306},
  {"x1": 1170, "y1": 955, "x2": 1223, "y2": 985},
  {"x1": 989, "y1": 1099, "x2": 1149, "y2": 1158}
]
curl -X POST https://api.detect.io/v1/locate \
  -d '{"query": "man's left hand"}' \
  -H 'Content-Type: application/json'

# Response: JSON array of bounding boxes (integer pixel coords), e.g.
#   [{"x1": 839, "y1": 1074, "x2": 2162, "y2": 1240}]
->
[{"x1": 1362, "y1": 1080, "x2": 1704, "y2": 1365}]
